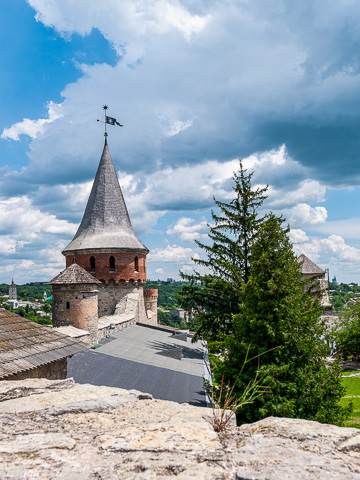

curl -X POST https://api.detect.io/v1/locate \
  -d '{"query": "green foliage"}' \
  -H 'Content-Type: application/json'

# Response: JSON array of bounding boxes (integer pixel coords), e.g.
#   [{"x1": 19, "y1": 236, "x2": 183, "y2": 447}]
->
[
  {"x1": 146, "y1": 282, "x2": 187, "y2": 309},
  {"x1": 336, "y1": 302, "x2": 360, "y2": 357},
  {"x1": 328, "y1": 282, "x2": 360, "y2": 311},
  {"x1": 0, "y1": 283, "x2": 51, "y2": 301},
  {"x1": 217, "y1": 215, "x2": 350, "y2": 426},
  {"x1": 2, "y1": 303, "x2": 53, "y2": 326},
  {"x1": 157, "y1": 310, "x2": 188, "y2": 329},
  {"x1": 178, "y1": 161, "x2": 268, "y2": 342}
]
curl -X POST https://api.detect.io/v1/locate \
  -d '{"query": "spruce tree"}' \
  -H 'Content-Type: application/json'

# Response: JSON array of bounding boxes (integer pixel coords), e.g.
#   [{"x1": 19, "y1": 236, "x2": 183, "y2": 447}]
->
[
  {"x1": 178, "y1": 162, "x2": 267, "y2": 343},
  {"x1": 218, "y1": 215, "x2": 350, "y2": 425}
]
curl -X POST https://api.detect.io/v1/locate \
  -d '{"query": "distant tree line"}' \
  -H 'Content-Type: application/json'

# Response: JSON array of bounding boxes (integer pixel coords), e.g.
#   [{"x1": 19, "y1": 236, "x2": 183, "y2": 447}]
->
[
  {"x1": 0, "y1": 283, "x2": 52, "y2": 301},
  {"x1": 328, "y1": 282, "x2": 360, "y2": 311},
  {"x1": 3, "y1": 303, "x2": 52, "y2": 326}
]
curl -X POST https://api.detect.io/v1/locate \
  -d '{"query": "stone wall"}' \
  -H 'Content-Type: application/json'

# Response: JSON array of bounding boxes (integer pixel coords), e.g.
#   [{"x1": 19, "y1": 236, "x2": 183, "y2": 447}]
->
[
  {"x1": 301, "y1": 273, "x2": 332, "y2": 309},
  {"x1": 3, "y1": 358, "x2": 67, "y2": 381},
  {"x1": 97, "y1": 283, "x2": 155, "y2": 326},
  {"x1": 0, "y1": 378, "x2": 360, "y2": 479},
  {"x1": 97, "y1": 316, "x2": 135, "y2": 338},
  {"x1": 65, "y1": 252, "x2": 147, "y2": 283}
]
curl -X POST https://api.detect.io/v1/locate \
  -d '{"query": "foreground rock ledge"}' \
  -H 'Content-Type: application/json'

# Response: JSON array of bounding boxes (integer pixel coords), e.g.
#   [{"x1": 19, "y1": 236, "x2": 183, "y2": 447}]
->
[{"x1": 0, "y1": 379, "x2": 359, "y2": 479}]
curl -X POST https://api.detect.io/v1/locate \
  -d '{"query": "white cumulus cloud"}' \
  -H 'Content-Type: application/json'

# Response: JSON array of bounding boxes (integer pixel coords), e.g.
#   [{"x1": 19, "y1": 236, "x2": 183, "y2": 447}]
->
[
  {"x1": 148, "y1": 244, "x2": 196, "y2": 263},
  {"x1": 1, "y1": 102, "x2": 63, "y2": 141},
  {"x1": 284, "y1": 203, "x2": 328, "y2": 228},
  {"x1": 289, "y1": 228, "x2": 309, "y2": 244},
  {"x1": 166, "y1": 217, "x2": 209, "y2": 242}
]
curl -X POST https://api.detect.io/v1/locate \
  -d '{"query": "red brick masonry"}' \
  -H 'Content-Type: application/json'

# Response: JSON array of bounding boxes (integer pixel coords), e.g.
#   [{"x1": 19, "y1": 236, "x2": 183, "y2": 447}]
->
[{"x1": 66, "y1": 253, "x2": 147, "y2": 283}]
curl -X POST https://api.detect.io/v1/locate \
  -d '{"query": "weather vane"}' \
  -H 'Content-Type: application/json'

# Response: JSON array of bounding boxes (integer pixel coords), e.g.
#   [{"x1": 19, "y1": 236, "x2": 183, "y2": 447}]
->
[{"x1": 97, "y1": 105, "x2": 123, "y2": 143}]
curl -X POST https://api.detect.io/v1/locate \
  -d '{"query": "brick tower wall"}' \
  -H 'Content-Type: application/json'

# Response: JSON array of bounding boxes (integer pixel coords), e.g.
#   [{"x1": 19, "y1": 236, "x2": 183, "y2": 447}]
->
[
  {"x1": 52, "y1": 284, "x2": 99, "y2": 343},
  {"x1": 65, "y1": 252, "x2": 147, "y2": 283},
  {"x1": 144, "y1": 289, "x2": 158, "y2": 326}
]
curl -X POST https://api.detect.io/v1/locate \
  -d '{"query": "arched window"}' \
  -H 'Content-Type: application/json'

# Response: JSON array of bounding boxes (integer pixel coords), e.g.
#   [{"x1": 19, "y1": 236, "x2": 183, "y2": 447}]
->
[
  {"x1": 109, "y1": 256, "x2": 115, "y2": 273},
  {"x1": 134, "y1": 256, "x2": 139, "y2": 273},
  {"x1": 90, "y1": 256, "x2": 95, "y2": 272},
  {"x1": 66, "y1": 301, "x2": 70, "y2": 310}
]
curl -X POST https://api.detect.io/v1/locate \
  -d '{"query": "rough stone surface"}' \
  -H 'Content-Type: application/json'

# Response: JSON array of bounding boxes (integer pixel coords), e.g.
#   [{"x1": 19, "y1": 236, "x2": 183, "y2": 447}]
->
[{"x1": 0, "y1": 379, "x2": 359, "y2": 479}]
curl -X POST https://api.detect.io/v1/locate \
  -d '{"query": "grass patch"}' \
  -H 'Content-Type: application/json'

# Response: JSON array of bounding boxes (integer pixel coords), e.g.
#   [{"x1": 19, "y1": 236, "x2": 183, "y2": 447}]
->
[
  {"x1": 340, "y1": 376, "x2": 360, "y2": 429},
  {"x1": 341, "y1": 367, "x2": 359, "y2": 373}
]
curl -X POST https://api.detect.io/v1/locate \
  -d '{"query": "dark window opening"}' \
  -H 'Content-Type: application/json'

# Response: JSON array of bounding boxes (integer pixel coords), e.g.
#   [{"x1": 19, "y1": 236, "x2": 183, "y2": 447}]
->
[
  {"x1": 109, "y1": 256, "x2": 115, "y2": 273},
  {"x1": 66, "y1": 301, "x2": 70, "y2": 310},
  {"x1": 134, "y1": 256, "x2": 139, "y2": 273},
  {"x1": 90, "y1": 256, "x2": 95, "y2": 272}
]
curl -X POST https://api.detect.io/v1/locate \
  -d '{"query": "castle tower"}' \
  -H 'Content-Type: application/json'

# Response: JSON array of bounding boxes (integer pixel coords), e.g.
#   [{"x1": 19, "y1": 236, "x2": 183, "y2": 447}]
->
[
  {"x1": 144, "y1": 289, "x2": 158, "y2": 325},
  {"x1": 49, "y1": 263, "x2": 101, "y2": 343},
  {"x1": 9, "y1": 279, "x2": 17, "y2": 300},
  {"x1": 297, "y1": 254, "x2": 332, "y2": 310},
  {"x1": 62, "y1": 141, "x2": 156, "y2": 323}
]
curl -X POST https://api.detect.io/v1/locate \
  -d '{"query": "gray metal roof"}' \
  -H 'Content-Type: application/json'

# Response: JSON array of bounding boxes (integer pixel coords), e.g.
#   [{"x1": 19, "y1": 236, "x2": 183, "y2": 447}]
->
[
  {"x1": 297, "y1": 254, "x2": 325, "y2": 275},
  {"x1": 68, "y1": 325, "x2": 207, "y2": 406},
  {"x1": 49, "y1": 263, "x2": 101, "y2": 285},
  {"x1": 0, "y1": 310, "x2": 88, "y2": 379},
  {"x1": 63, "y1": 143, "x2": 148, "y2": 254}
]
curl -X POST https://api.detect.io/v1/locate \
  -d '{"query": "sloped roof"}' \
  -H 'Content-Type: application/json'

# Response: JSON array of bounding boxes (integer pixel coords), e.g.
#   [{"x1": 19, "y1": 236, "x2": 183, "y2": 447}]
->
[
  {"x1": 63, "y1": 142, "x2": 148, "y2": 254},
  {"x1": 0, "y1": 309, "x2": 88, "y2": 379},
  {"x1": 68, "y1": 325, "x2": 206, "y2": 406},
  {"x1": 49, "y1": 263, "x2": 101, "y2": 285},
  {"x1": 297, "y1": 254, "x2": 325, "y2": 275}
]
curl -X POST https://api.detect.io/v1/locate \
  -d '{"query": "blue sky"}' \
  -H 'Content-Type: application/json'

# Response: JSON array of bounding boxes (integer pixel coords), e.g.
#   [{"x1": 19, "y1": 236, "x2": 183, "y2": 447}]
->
[{"x1": 2, "y1": 0, "x2": 360, "y2": 283}]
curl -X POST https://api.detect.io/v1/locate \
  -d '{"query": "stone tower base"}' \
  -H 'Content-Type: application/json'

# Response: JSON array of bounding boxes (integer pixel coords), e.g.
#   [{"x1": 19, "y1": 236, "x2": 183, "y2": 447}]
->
[{"x1": 98, "y1": 283, "x2": 156, "y2": 325}]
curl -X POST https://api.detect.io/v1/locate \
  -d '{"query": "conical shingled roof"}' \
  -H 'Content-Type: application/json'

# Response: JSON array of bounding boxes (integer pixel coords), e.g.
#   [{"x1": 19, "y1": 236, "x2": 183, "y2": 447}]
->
[
  {"x1": 297, "y1": 254, "x2": 325, "y2": 275},
  {"x1": 49, "y1": 263, "x2": 101, "y2": 285},
  {"x1": 63, "y1": 143, "x2": 148, "y2": 254}
]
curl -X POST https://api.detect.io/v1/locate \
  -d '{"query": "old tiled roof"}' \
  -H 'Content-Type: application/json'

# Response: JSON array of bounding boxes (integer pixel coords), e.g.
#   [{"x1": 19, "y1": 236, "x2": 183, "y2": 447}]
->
[
  {"x1": 0, "y1": 309, "x2": 88, "y2": 379},
  {"x1": 297, "y1": 254, "x2": 325, "y2": 275},
  {"x1": 63, "y1": 142, "x2": 148, "y2": 254},
  {"x1": 48, "y1": 263, "x2": 101, "y2": 285}
]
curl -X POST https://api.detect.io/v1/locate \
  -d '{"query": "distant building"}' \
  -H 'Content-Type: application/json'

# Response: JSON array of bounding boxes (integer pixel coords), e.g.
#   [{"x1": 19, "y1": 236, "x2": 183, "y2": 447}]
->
[
  {"x1": 170, "y1": 308, "x2": 187, "y2": 320},
  {"x1": 332, "y1": 276, "x2": 338, "y2": 285},
  {"x1": 297, "y1": 254, "x2": 332, "y2": 310},
  {"x1": 9, "y1": 299, "x2": 19, "y2": 309},
  {"x1": 167, "y1": 278, "x2": 176, "y2": 284},
  {"x1": 8, "y1": 279, "x2": 17, "y2": 300}
]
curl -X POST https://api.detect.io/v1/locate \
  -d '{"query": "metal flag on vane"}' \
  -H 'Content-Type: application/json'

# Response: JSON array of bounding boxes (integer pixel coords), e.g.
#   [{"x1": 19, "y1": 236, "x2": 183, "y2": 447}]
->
[
  {"x1": 97, "y1": 105, "x2": 123, "y2": 142},
  {"x1": 105, "y1": 115, "x2": 123, "y2": 127}
]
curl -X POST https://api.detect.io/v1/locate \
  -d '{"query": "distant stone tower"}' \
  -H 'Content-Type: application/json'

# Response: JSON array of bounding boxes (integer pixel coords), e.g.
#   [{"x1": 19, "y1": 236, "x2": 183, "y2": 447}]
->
[
  {"x1": 297, "y1": 254, "x2": 332, "y2": 310},
  {"x1": 9, "y1": 280, "x2": 17, "y2": 300},
  {"x1": 61, "y1": 140, "x2": 157, "y2": 325},
  {"x1": 49, "y1": 263, "x2": 101, "y2": 343},
  {"x1": 144, "y1": 289, "x2": 158, "y2": 325}
]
